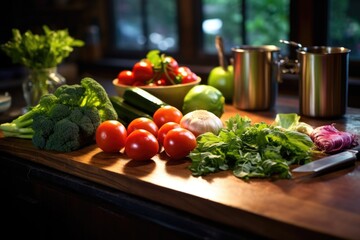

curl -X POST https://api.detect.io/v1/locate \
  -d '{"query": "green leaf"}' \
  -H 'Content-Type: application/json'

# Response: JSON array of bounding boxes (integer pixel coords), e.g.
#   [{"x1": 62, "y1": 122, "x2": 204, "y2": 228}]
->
[
  {"x1": 188, "y1": 114, "x2": 314, "y2": 180},
  {"x1": 1, "y1": 25, "x2": 84, "y2": 69}
]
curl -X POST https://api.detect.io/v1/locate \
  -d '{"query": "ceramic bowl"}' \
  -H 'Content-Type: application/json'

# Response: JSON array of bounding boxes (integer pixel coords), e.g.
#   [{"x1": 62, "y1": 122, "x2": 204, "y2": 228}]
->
[{"x1": 113, "y1": 78, "x2": 201, "y2": 109}]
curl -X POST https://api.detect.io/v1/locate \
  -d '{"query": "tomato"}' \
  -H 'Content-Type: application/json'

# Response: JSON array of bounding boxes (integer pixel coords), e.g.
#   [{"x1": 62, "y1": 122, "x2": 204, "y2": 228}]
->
[
  {"x1": 96, "y1": 120, "x2": 127, "y2": 153},
  {"x1": 157, "y1": 122, "x2": 181, "y2": 146},
  {"x1": 155, "y1": 79, "x2": 168, "y2": 86},
  {"x1": 164, "y1": 56, "x2": 179, "y2": 73},
  {"x1": 163, "y1": 128, "x2": 197, "y2": 160},
  {"x1": 132, "y1": 59, "x2": 153, "y2": 83},
  {"x1": 117, "y1": 70, "x2": 135, "y2": 85},
  {"x1": 182, "y1": 72, "x2": 198, "y2": 83},
  {"x1": 148, "y1": 78, "x2": 167, "y2": 86},
  {"x1": 153, "y1": 105, "x2": 183, "y2": 128},
  {"x1": 163, "y1": 56, "x2": 179, "y2": 83},
  {"x1": 125, "y1": 129, "x2": 159, "y2": 160},
  {"x1": 127, "y1": 117, "x2": 158, "y2": 137},
  {"x1": 177, "y1": 66, "x2": 198, "y2": 83}
]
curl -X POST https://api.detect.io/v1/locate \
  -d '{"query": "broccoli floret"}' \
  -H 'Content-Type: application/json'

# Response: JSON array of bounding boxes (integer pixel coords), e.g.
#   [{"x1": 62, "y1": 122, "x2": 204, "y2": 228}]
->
[
  {"x1": 80, "y1": 77, "x2": 118, "y2": 121},
  {"x1": 54, "y1": 84, "x2": 85, "y2": 106},
  {"x1": 48, "y1": 103, "x2": 72, "y2": 121},
  {"x1": 0, "y1": 94, "x2": 58, "y2": 138},
  {"x1": 69, "y1": 106, "x2": 100, "y2": 138},
  {"x1": 32, "y1": 106, "x2": 100, "y2": 152},
  {"x1": 1, "y1": 77, "x2": 116, "y2": 153},
  {"x1": 45, "y1": 118, "x2": 81, "y2": 152},
  {"x1": 32, "y1": 114, "x2": 55, "y2": 149}
]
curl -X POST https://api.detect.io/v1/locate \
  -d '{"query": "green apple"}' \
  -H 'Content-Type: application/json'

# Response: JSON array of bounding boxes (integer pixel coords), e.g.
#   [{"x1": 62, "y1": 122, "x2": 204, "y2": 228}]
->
[{"x1": 207, "y1": 65, "x2": 234, "y2": 102}]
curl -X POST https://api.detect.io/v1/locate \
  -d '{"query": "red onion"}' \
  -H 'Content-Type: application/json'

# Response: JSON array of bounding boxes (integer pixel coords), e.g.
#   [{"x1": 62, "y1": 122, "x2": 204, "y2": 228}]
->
[{"x1": 310, "y1": 124, "x2": 358, "y2": 153}]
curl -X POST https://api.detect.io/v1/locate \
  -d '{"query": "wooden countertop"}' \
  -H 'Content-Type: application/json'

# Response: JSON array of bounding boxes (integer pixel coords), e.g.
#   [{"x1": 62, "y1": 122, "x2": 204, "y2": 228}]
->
[{"x1": 1, "y1": 95, "x2": 360, "y2": 239}]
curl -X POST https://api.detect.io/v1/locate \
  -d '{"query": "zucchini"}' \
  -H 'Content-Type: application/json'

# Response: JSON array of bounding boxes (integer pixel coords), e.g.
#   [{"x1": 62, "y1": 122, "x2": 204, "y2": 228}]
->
[
  {"x1": 110, "y1": 95, "x2": 152, "y2": 126},
  {"x1": 122, "y1": 87, "x2": 167, "y2": 115}
]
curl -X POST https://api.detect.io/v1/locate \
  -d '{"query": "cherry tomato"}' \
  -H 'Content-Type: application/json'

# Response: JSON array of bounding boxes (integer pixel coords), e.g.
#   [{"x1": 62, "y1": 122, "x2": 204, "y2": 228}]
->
[
  {"x1": 164, "y1": 56, "x2": 179, "y2": 73},
  {"x1": 96, "y1": 120, "x2": 127, "y2": 153},
  {"x1": 163, "y1": 56, "x2": 179, "y2": 83},
  {"x1": 177, "y1": 66, "x2": 192, "y2": 75},
  {"x1": 125, "y1": 129, "x2": 159, "y2": 160},
  {"x1": 117, "y1": 70, "x2": 135, "y2": 85},
  {"x1": 127, "y1": 117, "x2": 158, "y2": 137},
  {"x1": 163, "y1": 128, "x2": 197, "y2": 159},
  {"x1": 132, "y1": 59, "x2": 154, "y2": 83},
  {"x1": 155, "y1": 79, "x2": 167, "y2": 86},
  {"x1": 153, "y1": 105, "x2": 183, "y2": 128},
  {"x1": 182, "y1": 72, "x2": 198, "y2": 83},
  {"x1": 157, "y1": 122, "x2": 181, "y2": 147},
  {"x1": 177, "y1": 66, "x2": 198, "y2": 83}
]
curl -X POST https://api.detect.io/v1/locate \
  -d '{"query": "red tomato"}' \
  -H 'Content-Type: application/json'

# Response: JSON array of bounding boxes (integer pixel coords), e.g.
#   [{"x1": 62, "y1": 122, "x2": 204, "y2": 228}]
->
[
  {"x1": 182, "y1": 72, "x2": 198, "y2": 83},
  {"x1": 177, "y1": 67, "x2": 197, "y2": 84},
  {"x1": 133, "y1": 59, "x2": 154, "y2": 83},
  {"x1": 127, "y1": 117, "x2": 158, "y2": 137},
  {"x1": 155, "y1": 79, "x2": 168, "y2": 86},
  {"x1": 163, "y1": 128, "x2": 197, "y2": 160},
  {"x1": 163, "y1": 56, "x2": 179, "y2": 83},
  {"x1": 153, "y1": 105, "x2": 183, "y2": 128},
  {"x1": 96, "y1": 120, "x2": 127, "y2": 153},
  {"x1": 157, "y1": 122, "x2": 181, "y2": 146},
  {"x1": 177, "y1": 66, "x2": 198, "y2": 83},
  {"x1": 117, "y1": 70, "x2": 135, "y2": 85},
  {"x1": 177, "y1": 66, "x2": 192, "y2": 75},
  {"x1": 125, "y1": 129, "x2": 159, "y2": 160},
  {"x1": 164, "y1": 56, "x2": 179, "y2": 73}
]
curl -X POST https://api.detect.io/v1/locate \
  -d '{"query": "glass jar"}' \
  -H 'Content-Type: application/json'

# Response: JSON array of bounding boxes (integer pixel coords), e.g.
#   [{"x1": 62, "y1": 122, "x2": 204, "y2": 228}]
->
[{"x1": 22, "y1": 67, "x2": 65, "y2": 108}]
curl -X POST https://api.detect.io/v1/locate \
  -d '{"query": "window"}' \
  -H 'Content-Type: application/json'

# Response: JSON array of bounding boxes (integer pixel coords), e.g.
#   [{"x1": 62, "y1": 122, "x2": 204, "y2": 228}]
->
[
  {"x1": 111, "y1": 0, "x2": 178, "y2": 52},
  {"x1": 328, "y1": 0, "x2": 360, "y2": 60},
  {"x1": 108, "y1": 0, "x2": 360, "y2": 75},
  {"x1": 202, "y1": 0, "x2": 290, "y2": 53},
  {"x1": 110, "y1": 0, "x2": 290, "y2": 57}
]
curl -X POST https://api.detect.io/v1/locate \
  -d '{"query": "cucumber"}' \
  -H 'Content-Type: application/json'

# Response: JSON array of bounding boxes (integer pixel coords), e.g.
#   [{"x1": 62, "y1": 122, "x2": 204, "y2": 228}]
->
[
  {"x1": 122, "y1": 87, "x2": 167, "y2": 115},
  {"x1": 110, "y1": 95, "x2": 152, "y2": 126}
]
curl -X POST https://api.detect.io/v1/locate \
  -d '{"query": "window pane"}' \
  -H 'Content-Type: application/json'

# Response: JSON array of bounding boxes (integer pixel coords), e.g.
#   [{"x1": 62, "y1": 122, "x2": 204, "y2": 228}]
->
[
  {"x1": 146, "y1": 0, "x2": 178, "y2": 52},
  {"x1": 328, "y1": 0, "x2": 360, "y2": 60},
  {"x1": 202, "y1": 0, "x2": 289, "y2": 53},
  {"x1": 246, "y1": 0, "x2": 289, "y2": 45},
  {"x1": 202, "y1": 0, "x2": 242, "y2": 53},
  {"x1": 112, "y1": 0, "x2": 178, "y2": 52},
  {"x1": 113, "y1": 0, "x2": 143, "y2": 50}
]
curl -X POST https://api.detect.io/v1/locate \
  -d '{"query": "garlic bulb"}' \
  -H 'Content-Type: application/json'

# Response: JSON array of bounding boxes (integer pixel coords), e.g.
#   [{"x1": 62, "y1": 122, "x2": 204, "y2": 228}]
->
[{"x1": 180, "y1": 110, "x2": 223, "y2": 137}]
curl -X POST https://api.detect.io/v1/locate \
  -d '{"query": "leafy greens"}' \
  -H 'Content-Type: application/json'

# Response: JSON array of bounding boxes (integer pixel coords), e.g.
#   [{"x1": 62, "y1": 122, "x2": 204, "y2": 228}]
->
[
  {"x1": 1, "y1": 25, "x2": 84, "y2": 69},
  {"x1": 189, "y1": 114, "x2": 314, "y2": 180}
]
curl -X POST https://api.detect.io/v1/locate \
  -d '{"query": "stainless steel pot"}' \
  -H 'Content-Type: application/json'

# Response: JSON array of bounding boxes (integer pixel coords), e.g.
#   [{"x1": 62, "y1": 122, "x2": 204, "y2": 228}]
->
[
  {"x1": 232, "y1": 45, "x2": 281, "y2": 111},
  {"x1": 297, "y1": 46, "x2": 351, "y2": 118}
]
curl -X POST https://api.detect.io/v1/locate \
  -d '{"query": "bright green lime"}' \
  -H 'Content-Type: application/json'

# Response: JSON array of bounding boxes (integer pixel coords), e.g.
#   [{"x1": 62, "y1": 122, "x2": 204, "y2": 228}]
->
[{"x1": 182, "y1": 85, "x2": 225, "y2": 117}]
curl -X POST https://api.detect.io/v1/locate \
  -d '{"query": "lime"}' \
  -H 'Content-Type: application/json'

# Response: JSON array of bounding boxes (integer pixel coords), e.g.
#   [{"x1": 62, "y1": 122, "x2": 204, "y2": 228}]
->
[{"x1": 182, "y1": 85, "x2": 225, "y2": 117}]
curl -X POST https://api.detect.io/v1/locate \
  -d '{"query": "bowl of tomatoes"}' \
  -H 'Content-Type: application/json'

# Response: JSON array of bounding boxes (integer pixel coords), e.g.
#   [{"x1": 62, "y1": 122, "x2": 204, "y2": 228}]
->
[{"x1": 113, "y1": 50, "x2": 201, "y2": 109}]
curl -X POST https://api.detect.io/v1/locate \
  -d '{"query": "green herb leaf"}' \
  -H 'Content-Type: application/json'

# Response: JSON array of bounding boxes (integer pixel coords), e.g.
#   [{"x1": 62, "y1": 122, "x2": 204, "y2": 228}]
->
[
  {"x1": 189, "y1": 114, "x2": 315, "y2": 180},
  {"x1": 1, "y1": 25, "x2": 84, "y2": 69}
]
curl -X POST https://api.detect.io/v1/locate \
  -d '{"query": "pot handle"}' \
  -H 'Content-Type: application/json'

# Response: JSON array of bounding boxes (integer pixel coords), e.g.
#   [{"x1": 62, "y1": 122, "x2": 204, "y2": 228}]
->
[{"x1": 276, "y1": 39, "x2": 302, "y2": 81}]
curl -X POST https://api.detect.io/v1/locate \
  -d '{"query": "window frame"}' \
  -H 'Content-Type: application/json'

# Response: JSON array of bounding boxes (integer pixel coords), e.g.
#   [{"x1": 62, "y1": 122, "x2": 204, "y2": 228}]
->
[{"x1": 101, "y1": 0, "x2": 360, "y2": 77}]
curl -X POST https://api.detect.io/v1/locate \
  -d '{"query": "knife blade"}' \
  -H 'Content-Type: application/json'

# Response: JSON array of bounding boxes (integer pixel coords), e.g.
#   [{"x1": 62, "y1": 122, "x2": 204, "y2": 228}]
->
[{"x1": 292, "y1": 145, "x2": 360, "y2": 173}]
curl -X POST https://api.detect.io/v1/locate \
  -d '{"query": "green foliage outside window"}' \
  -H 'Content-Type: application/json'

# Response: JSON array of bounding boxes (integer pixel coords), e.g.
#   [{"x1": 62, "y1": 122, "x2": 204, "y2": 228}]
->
[
  {"x1": 202, "y1": 0, "x2": 290, "y2": 53},
  {"x1": 329, "y1": 0, "x2": 360, "y2": 58}
]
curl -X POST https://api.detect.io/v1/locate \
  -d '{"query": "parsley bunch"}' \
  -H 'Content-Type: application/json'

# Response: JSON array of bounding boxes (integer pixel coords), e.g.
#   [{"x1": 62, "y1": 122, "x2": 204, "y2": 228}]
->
[
  {"x1": 189, "y1": 114, "x2": 314, "y2": 180},
  {"x1": 1, "y1": 25, "x2": 84, "y2": 69}
]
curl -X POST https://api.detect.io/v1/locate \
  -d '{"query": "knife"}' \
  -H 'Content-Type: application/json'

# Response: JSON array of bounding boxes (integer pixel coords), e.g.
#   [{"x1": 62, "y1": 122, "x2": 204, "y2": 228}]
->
[{"x1": 292, "y1": 145, "x2": 360, "y2": 173}]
